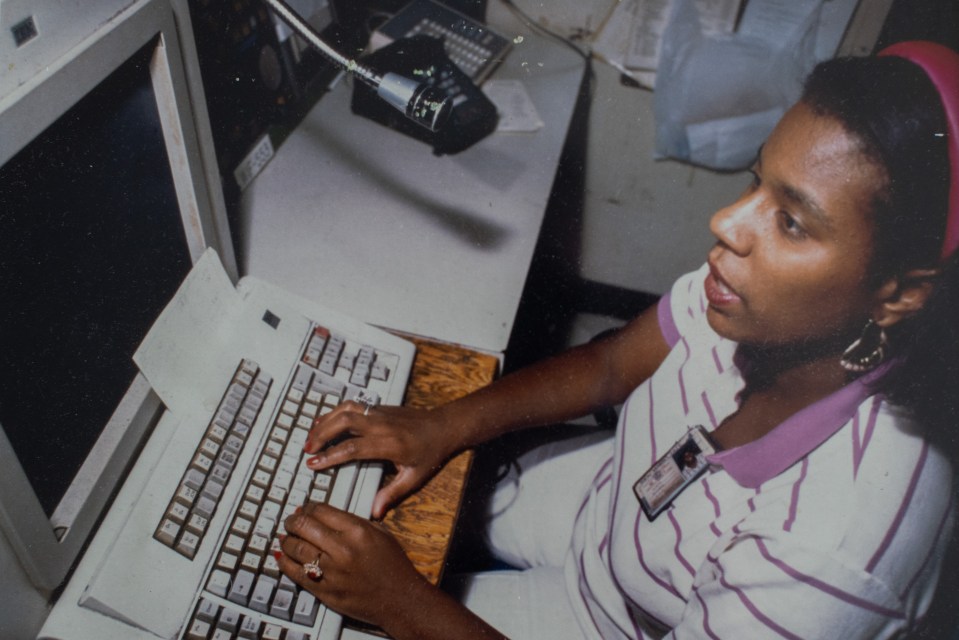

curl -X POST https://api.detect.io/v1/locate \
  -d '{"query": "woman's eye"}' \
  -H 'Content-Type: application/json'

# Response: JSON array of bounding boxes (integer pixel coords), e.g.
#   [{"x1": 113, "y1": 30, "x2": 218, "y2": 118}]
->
[{"x1": 778, "y1": 211, "x2": 807, "y2": 239}]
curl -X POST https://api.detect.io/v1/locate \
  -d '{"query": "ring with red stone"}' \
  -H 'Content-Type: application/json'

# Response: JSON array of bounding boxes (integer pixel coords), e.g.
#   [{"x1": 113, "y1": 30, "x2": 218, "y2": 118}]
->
[{"x1": 303, "y1": 556, "x2": 323, "y2": 581}]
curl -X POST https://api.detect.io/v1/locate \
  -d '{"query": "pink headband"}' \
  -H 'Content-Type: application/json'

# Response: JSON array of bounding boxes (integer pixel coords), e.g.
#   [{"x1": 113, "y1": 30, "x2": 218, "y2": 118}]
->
[{"x1": 878, "y1": 41, "x2": 959, "y2": 260}]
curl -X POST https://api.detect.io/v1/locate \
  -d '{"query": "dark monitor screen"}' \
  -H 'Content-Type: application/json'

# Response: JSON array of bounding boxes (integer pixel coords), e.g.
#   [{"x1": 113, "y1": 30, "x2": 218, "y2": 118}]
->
[{"x1": 0, "y1": 40, "x2": 192, "y2": 517}]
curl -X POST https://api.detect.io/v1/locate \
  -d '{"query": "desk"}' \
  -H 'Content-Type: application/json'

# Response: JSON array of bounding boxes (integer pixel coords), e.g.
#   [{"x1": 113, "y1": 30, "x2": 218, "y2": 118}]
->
[{"x1": 239, "y1": 4, "x2": 586, "y2": 353}]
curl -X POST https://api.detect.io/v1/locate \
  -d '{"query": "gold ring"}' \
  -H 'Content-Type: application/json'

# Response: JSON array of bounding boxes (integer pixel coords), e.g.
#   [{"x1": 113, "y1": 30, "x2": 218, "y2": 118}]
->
[{"x1": 303, "y1": 556, "x2": 323, "y2": 581}]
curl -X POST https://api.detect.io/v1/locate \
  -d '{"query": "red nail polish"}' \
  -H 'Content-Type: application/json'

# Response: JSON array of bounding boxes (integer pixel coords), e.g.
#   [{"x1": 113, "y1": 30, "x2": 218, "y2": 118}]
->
[
  {"x1": 295, "y1": 506, "x2": 302, "y2": 515},
  {"x1": 273, "y1": 550, "x2": 283, "y2": 561}
]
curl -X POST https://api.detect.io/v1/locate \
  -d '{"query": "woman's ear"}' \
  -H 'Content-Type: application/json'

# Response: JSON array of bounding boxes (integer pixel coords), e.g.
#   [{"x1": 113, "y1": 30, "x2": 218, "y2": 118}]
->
[{"x1": 873, "y1": 268, "x2": 940, "y2": 328}]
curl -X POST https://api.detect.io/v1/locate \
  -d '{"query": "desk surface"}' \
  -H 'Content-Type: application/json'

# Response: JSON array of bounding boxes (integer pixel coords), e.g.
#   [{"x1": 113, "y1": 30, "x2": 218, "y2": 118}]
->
[
  {"x1": 239, "y1": 6, "x2": 585, "y2": 353},
  {"x1": 381, "y1": 335, "x2": 499, "y2": 585}
]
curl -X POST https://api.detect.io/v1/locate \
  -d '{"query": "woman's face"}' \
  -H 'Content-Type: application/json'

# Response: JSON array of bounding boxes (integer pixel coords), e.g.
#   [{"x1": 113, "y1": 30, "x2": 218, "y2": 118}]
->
[{"x1": 705, "y1": 101, "x2": 887, "y2": 348}]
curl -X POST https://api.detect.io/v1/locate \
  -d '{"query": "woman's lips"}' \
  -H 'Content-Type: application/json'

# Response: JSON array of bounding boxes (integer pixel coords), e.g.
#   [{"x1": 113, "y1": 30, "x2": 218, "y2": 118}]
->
[{"x1": 705, "y1": 264, "x2": 741, "y2": 306}]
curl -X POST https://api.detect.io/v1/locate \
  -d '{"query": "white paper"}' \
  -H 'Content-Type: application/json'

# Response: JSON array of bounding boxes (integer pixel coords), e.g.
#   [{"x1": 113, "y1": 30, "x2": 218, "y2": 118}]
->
[
  {"x1": 484, "y1": 79, "x2": 544, "y2": 133},
  {"x1": 133, "y1": 249, "x2": 245, "y2": 416}
]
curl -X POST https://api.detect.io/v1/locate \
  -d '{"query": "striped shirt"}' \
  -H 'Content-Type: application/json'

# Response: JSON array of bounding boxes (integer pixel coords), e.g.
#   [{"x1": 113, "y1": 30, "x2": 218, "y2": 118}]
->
[{"x1": 564, "y1": 264, "x2": 955, "y2": 639}]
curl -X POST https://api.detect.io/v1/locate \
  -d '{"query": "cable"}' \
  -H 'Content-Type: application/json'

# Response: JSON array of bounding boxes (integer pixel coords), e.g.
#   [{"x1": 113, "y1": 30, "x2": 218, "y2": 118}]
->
[{"x1": 496, "y1": 0, "x2": 594, "y2": 63}]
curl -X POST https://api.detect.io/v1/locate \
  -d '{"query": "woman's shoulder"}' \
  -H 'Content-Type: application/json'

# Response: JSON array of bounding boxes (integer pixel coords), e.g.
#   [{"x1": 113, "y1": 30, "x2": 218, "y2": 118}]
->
[{"x1": 803, "y1": 395, "x2": 954, "y2": 572}]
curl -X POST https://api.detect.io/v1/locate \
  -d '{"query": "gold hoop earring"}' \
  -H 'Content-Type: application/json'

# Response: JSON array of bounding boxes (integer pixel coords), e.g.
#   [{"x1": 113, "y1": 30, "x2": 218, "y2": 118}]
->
[{"x1": 840, "y1": 320, "x2": 888, "y2": 373}]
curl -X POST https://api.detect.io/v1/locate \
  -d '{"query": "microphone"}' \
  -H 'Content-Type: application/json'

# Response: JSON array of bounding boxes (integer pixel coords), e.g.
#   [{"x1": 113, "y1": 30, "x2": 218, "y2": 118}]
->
[{"x1": 262, "y1": 0, "x2": 452, "y2": 132}]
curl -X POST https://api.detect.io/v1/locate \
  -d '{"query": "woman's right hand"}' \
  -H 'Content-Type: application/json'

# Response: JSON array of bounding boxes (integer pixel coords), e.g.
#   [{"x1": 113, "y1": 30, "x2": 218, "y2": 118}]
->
[{"x1": 303, "y1": 402, "x2": 463, "y2": 519}]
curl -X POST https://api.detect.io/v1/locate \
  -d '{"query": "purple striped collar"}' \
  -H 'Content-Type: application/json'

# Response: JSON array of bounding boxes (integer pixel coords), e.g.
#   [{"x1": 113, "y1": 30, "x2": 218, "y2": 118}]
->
[{"x1": 706, "y1": 364, "x2": 892, "y2": 489}]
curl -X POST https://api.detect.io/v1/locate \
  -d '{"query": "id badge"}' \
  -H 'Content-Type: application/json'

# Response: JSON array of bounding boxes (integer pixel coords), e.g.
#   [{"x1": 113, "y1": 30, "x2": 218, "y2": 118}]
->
[{"x1": 633, "y1": 425, "x2": 717, "y2": 521}]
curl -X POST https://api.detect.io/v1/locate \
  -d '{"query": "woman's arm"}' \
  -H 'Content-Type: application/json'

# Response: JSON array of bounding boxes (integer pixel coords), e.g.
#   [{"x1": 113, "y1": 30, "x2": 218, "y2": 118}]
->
[{"x1": 305, "y1": 303, "x2": 670, "y2": 518}]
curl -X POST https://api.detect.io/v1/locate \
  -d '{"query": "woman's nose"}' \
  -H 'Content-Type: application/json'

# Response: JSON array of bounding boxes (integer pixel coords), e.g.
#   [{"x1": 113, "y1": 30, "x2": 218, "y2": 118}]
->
[{"x1": 709, "y1": 194, "x2": 757, "y2": 256}]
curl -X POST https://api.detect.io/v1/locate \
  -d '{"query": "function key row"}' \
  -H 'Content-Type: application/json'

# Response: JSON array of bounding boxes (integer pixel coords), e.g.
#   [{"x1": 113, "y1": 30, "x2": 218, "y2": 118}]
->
[{"x1": 155, "y1": 360, "x2": 272, "y2": 559}]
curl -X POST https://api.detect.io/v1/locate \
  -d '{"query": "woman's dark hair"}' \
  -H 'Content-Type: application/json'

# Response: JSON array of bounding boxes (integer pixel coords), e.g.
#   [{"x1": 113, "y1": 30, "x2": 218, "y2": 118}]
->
[{"x1": 802, "y1": 55, "x2": 959, "y2": 442}]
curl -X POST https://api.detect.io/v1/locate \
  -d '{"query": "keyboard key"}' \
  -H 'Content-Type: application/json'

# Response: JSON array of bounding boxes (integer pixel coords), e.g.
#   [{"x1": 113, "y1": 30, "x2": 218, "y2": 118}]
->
[
  {"x1": 233, "y1": 421, "x2": 251, "y2": 439},
  {"x1": 257, "y1": 454, "x2": 277, "y2": 473},
  {"x1": 267, "y1": 485, "x2": 287, "y2": 504},
  {"x1": 249, "y1": 575, "x2": 277, "y2": 613},
  {"x1": 223, "y1": 434, "x2": 244, "y2": 455},
  {"x1": 227, "y1": 569, "x2": 255, "y2": 605},
  {"x1": 293, "y1": 589, "x2": 319, "y2": 625},
  {"x1": 211, "y1": 629, "x2": 232, "y2": 640},
  {"x1": 238, "y1": 615, "x2": 261, "y2": 640},
  {"x1": 217, "y1": 606, "x2": 241, "y2": 632},
  {"x1": 216, "y1": 551, "x2": 238, "y2": 572},
  {"x1": 216, "y1": 450, "x2": 237, "y2": 470},
  {"x1": 183, "y1": 468, "x2": 206, "y2": 492},
  {"x1": 210, "y1": 463, "x2": 231, "y2": 485},
  {"x1": 224, "y1": 533, "x2": 245, "y2": 554},
  {"x1": 372, "y1": 359, "x2": 391, "y2": 381},
  {"x1": 196, "y1": 597, "x2": 220, "y2": 622},
  {"x1": 262, "y1": 622, "x2": 284, "y2": 640},
  {"x1": 194, "y1": 495, "x2": 217, "y2": 521},
  {"x1": 231, "y1": 516, "x2": 252, "y2": 538},
  {"x1": 186, "y1": 513, "x2": 209, "y2": 536},
  {"x1": 176, "y1": 531, "x2": 201, "y2": 558},
  {"x1": 199, "y1": 438, "x2": 220, "y2": 458},
  {"x1": 166, "y1": 501, "x2": 190, "y2": 525},
  {"x1": 247, "y1": 533, "x2": 269, "y2": 556},
  {"x1": 155, "y1": 519, "x2": 180, "y2": 546},
  {"x1": 241, "y1": 551, "x2": 262, "y2": 573},
  {"x1": 292, "y1": 365, "x2": 313, "y2": 394},
  {"x1": 201, "y1": 478, "x2": 224, "y2": 502},
  {"x1": 191, "y1": 452, "x2": 214, "y2": 474},
  {"x1": 269, "y1": 588, "x2": 295, "y2": 620},
  {"x1": 252, "y1": 469, "x2": 272, "y2": 489},
  {"x1": 262, "y1": 553, "x2": 280, "y2": 578},
  {"x1": 239, "y1": 499, "x2": 259, "y2": 520},
  {"x1": 207, "y1": 569, "x2": 231, "y2": 598},
  {"x1": 245, "y1": 484, "x2": 265, "y2": 505},
  {"x1": 186, "y1": 619, "x2": 211, "y2": 640}
]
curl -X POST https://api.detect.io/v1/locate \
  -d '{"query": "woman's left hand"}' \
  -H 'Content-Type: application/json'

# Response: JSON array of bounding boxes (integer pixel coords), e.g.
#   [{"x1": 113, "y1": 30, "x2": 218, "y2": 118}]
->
[{"x1": 277, "y1": 501, "x2": 432, "y2": 628}]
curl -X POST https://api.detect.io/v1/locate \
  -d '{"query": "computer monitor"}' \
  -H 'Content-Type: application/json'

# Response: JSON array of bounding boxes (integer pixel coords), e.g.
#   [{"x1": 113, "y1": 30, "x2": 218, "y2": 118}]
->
[{"x1": 0, "y1": 0, "x2": 233, "y2": 625}]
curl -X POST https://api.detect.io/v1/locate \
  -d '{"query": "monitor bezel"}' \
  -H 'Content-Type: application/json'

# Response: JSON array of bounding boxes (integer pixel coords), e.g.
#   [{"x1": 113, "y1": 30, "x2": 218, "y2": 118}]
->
[{"x1": 0, "y1": 0, "x2": 236, "y2": 592}]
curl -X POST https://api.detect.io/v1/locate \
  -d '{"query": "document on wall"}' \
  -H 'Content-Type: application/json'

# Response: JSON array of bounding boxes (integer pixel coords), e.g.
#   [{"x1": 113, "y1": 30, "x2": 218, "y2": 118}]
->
[
  {"x1": 736, "y1": 0, "x2": 822, "y2": 41},
  {"x1": 591, "y1": 0, "x2": 742, "y2": 86},
  {"x1": 625, "y1": 0, "x2": 741, "y2": 70}
]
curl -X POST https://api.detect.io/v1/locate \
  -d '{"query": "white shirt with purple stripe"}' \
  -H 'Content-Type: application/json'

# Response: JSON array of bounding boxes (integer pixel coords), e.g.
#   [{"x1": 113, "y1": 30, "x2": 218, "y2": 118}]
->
[{"x1": 564, "y1": 264, "x2": 955, "y2": 639}]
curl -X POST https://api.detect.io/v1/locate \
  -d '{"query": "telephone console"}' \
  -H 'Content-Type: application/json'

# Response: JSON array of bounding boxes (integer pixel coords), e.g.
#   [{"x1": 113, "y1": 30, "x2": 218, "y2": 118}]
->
[{"x1": 351, "y1": 0, "x2": 512, "y2": 154}]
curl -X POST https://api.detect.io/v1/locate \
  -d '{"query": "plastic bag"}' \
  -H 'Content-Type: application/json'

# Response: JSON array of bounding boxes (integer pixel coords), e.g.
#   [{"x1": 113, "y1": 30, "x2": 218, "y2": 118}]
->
[{"x1": 653, "y1": 0, "x2": 824, "y2": 170}]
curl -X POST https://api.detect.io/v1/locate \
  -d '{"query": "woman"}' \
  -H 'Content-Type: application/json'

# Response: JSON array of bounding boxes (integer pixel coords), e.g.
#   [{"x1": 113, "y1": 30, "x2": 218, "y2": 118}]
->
[{"x1": 277, "y1": 41, "x2": 959, "y2": 639}]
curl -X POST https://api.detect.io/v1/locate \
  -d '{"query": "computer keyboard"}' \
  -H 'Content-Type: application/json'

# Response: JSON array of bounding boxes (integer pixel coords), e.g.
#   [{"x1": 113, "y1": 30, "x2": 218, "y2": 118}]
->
[
  {"x1": 162, "y1": 322, "x2": 407, "y2": 640},
  {"x1": 369, "y1": 0, "x2": 512, "y2": 82}
]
